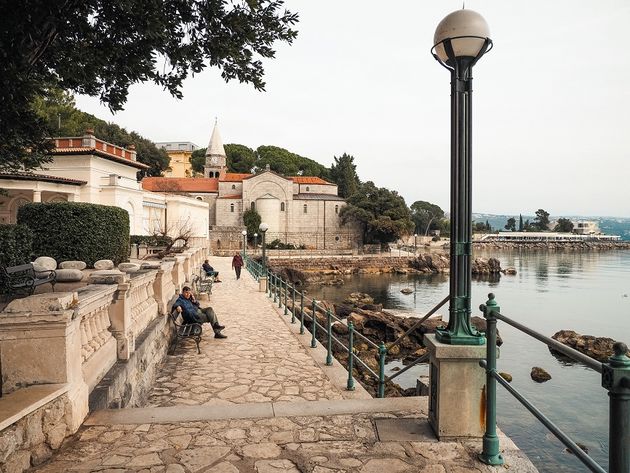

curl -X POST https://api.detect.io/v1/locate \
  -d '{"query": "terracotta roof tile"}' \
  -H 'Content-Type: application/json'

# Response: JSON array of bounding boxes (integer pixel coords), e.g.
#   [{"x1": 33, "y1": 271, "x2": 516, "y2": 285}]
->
[
  {"x1": 141, "y1": 177, "x2": 218, "y2": 193},
  {"x1": 289, "y1": 176, "x2": 332, "y2": 185},
  {"x1": 220, "y1": 173, "x2": 252, "y2": 182},
  {"x1": 0, "y1": 172, "x2": 86, "y2": 186}
]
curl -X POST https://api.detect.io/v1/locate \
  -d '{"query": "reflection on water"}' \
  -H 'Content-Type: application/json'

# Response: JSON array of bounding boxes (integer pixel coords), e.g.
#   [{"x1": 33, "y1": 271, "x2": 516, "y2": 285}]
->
[{"x1": 308, "y1": 250, "x2": 630, "y2": 473}]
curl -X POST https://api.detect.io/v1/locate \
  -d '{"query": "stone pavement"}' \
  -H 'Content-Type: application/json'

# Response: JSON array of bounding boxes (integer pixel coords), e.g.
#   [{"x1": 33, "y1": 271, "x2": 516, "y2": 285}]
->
[
  {"x1": 147, "y1": 257, "x2": 366, "y2": 407},
  {"x1": 30, "y1": 256, "x2": 538, "y2": 472}
]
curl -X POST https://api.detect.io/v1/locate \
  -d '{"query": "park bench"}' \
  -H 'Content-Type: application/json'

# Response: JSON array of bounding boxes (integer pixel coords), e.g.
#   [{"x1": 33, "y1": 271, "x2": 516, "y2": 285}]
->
[
  {"x1": 192, "y1": 270, "x2": 214, "y2": 295},
  {"x1": 168, "y1": 307, "x2": 202, "y2": 354},
  {"x1": 0, "y1": 263, "x2": 56, "y2": 300}
]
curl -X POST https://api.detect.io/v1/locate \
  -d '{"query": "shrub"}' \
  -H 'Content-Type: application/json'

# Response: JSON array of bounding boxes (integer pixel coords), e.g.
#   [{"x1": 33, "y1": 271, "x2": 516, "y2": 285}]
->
[
  {"x1": 130, "y1": 234, "x2": 172, "y2": 247},
  {"x1": 0, "y1": 224, "x2": 33, "y2": 267},
  {"x1": 18, "y1": 202, "x2": 130, "y2": 266}
]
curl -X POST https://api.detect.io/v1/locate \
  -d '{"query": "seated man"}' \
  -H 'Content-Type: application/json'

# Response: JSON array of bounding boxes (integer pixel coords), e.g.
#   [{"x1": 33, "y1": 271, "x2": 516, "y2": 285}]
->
[
  {"x1": 202, "y1": 259, "x2": 221, "y2": 282},
  {"x1": 172, "y1": 286, "x2": 227, "y2": 338}
]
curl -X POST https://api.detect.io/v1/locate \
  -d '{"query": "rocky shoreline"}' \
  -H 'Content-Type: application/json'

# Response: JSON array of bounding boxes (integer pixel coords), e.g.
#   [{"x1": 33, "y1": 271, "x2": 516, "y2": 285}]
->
[
  {"x1": 268, "y1": 255, "x2": 515, "y2": 287},
  {"x1": 473, "y1": 240, "x2": 630, "y2": 251}
]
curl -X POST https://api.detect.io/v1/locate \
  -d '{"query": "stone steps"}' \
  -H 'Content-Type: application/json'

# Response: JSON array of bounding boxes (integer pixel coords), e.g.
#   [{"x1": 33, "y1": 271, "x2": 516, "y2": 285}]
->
[{"x1": 85, "y1": 396, "x2": 425, "y2": 426}]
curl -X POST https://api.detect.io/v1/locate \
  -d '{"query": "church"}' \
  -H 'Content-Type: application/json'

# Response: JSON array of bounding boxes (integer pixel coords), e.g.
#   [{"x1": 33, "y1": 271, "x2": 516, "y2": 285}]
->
[{"x1": 142, "y1": 122, "x2": 357, "y2": 252}]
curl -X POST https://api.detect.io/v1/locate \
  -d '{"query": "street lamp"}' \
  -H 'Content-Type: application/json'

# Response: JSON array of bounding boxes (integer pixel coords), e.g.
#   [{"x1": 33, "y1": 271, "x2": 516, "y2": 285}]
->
[
  {"x1": 258, "y1": 223, "x2": 268, "y2": 270},
  {"x1": 254, "y1": 233, "x2": 258, "y2": 254},
  {"x1": 431, "y1": 9, "x2": 491, "y2": 346},
  {"x1": 241, "y1": 230, "x2": 247, "y2": 257}
]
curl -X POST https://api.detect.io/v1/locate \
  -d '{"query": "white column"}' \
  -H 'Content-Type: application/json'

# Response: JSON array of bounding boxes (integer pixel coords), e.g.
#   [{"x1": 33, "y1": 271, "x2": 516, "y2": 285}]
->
[{"x1": 33, "y1": 190, "x2": 42, "y2": 202}]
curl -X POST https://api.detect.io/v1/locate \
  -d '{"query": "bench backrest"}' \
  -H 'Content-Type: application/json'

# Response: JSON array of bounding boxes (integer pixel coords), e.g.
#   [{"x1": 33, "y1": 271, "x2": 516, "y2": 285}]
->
[{"x1": 4, "y1": 263, "x2": 35, "y2": 276}]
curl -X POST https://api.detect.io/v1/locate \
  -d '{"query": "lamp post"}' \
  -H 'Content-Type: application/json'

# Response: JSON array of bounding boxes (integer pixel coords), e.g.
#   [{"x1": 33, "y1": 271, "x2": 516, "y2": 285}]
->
[
  {"x1": 413, "y1": 234, "x2": 417, "y2": 255},
  {"x1": 254, "y1": 233, "x2": 258, "y2": 254},
  {"x1": 432, "y1": 9, "x2": 491, "y2": 346},
  {"x1": 241, "y1": 230, "x2": 247, "y2": 257},
  {"x1": 259, "y1": 223, "x2": 268, "y2": 270}
]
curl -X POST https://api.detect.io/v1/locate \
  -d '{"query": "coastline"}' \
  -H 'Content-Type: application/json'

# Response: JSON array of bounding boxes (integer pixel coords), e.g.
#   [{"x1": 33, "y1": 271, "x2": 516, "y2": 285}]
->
[{"x1": 471, "y1": 240, "x2": 630, "y2": 251}]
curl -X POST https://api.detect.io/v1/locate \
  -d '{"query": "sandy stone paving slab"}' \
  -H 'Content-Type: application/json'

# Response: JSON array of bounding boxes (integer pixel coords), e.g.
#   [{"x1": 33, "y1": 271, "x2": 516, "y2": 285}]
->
[
  {"x1": 148, "y1": 257, "x2": 345, "y2": 407},
  {"x1": 32, "y1": 409, "x2": 535, "y2": 472}
]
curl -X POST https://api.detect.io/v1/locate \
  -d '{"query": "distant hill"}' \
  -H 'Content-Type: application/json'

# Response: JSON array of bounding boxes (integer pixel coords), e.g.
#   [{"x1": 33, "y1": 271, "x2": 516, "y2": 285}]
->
[{"x1": 471, "y1": 214, "x2": 630, "y2": 241}]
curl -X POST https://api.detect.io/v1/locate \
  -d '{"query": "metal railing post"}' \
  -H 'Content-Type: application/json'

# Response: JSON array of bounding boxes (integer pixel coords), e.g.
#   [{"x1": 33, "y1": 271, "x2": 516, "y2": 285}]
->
[
  {"x1": 326, "y1": 309, "x2": 333, "y2": 365},
  {"x1": 347, "y1": 322, "x2": 355, "y2": 391},
  {"x1": 291, "y1": 285, "x2": 296, "y2": 323},
  {"x1": 603, "y1": 341, "x2": 630, "y2": 473},
  {"x1": 284, "y1": 281, "x2": 288, "y2": 315},
  {"x1": 278, "y1": 278, "x2": 282, "y2": 307},
  {"x1": 268, "y1": 270, "x2": 272, "y2": 298},
  {"x1": 272, "y1": 274, "x2": 277, "y2": 302},
  {"x1": 479, "y1": 293, "x2": 504, "y2": 466},
  {"x1": 311, "y1": 300, "x2": 317, "y2": 348},
  {"x1": 378, "y1": 342, "x2": 386, "y2": 398},
  {"x1": 299, "y1": 292, "x2": 305, "y2": 334}
]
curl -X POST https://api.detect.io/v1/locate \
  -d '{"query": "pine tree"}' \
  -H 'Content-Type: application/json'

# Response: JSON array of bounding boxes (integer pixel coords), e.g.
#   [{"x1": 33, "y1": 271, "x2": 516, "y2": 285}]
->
[{"x1": 518, "y1": 214, "x2": 524, "y2": 231}]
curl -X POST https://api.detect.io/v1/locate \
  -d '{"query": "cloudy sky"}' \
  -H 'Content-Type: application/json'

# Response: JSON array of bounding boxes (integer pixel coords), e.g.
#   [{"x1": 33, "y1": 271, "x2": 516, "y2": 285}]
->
[{"x1": 76, "y1": 0, "x2": 630, "y2": 218}]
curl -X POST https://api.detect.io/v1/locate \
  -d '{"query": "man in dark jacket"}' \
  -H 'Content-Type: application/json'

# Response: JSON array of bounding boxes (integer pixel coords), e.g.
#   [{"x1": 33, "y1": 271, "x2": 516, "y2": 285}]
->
[
  {"x1": 232, "y1": 253, "x2": 244, "y2": 279},
  {"x1": 202, "y1": 259, "x2": 221, "y2": 282},
  {"x1": 172, "y1": 286, "x2": 227, "y2": 338}
]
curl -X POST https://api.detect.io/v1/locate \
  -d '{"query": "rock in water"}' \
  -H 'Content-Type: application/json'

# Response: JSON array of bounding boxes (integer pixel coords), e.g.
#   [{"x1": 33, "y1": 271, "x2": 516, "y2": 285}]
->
[
  {"x1": 499, "y1": 372, "x2": 513, "y2": 383},
  {"x1": 551, "y1": 330, "x2": 625, "y2": 363},
  {"x1": 400, "y1": 288, "x2": 413, "y2": 295},
  {"x1": 343, "y1": 292, "x2": 374, "y2": 305},
  {"x1": 531, "y1": 367, "x2": 551, "y2": 382}
]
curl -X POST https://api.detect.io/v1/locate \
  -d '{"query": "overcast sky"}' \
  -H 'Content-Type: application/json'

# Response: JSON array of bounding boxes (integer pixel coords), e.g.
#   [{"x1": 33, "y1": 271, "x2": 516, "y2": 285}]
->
[{"x1": 76, "y1": 0, "x2": 630, "y2": 218}]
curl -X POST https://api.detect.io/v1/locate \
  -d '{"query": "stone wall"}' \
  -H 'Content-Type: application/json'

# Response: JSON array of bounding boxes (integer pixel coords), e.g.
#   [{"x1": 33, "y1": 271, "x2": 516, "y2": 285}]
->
[
  {"x1": 267, "y1": 256, "x2": 415, "y2": 272},
  {"x1": 473, "y1": 240, "x2": 630, "y2": 250},
  {"x1": 0, "y1": 247, "x2": 206, "y2": 473}
]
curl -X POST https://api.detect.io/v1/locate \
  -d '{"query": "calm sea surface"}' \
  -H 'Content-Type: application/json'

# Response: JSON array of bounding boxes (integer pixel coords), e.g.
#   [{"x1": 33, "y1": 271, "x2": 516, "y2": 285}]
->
[{"x1": 308, "y1": 250, "x2": 630, "y2": 473}]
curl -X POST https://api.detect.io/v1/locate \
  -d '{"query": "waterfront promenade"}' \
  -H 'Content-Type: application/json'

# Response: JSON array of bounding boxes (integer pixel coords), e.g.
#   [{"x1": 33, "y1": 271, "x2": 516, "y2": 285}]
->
[{"x1": 32, "y1": 257, "x2": 537, "y2": 473}]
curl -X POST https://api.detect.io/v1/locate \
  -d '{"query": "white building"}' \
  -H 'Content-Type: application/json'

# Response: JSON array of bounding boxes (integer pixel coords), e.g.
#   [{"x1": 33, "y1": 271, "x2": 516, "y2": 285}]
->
[
  {"x1": 143, "y1": 122, "x2": 357, "y2": 251},
  {"x1": 0, "y1": 130, "x2": 209, "y2": 241},
  {"x1": 481, "y1": 232, "x2": 620, "y2": 242},
  {"x1": 572, "y1": 220, "x2": 601, "y2": 235}
]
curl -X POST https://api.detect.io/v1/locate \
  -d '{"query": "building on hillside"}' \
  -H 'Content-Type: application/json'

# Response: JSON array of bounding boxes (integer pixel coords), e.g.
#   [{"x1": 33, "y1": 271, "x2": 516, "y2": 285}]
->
[
  {"x1": 143, "y1": 122, "x2": 358, "y2": 252},
  {"x1": 155, "y1": 141, "x2": 199, "y2": 178},
  {"x1": 480, "y1": 232, "x2": 620, "y2": 242},
  {"x1": 0, "y1": 130, "x2": 209, "y2": 243},
  {"x1": 572, "y1": 220, "x2": 601, "y2": 235}
]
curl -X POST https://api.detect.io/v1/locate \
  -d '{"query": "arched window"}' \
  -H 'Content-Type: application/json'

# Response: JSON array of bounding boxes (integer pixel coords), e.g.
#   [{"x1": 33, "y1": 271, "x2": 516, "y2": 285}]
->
[
  {"x1": 231, "y1": 184, "x2": 236, "y2": 189},
  {"x1": 230, "y1": 203, "x2": 234, "y2": 213},
  {"x1": 303, "y1": 204, "x2": 308, "y2": 214},
  {"x1": 251, "y1": 202, "x2": 255, "y2": 211},
  {"x1": 280, "y1": 202, "x2": 285, "y2": 212},
  {"x1": 335, "y1": 205, "x2": 339, "y2": 214},
  {"x1": 305, "y1": 186, "x2": 310, "y2": 192}
]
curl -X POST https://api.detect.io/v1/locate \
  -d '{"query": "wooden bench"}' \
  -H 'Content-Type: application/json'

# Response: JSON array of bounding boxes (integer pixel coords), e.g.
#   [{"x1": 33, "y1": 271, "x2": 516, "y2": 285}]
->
[
  {"x1": 168, "y1": 308, "x2": 202, "y2": 354},
  {"x1": 0, "y1": 263, "x2": 56, "y2": 300}
]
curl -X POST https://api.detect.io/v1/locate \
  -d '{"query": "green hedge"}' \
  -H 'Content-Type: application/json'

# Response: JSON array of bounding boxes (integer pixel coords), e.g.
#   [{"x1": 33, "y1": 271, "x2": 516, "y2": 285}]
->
[
  {"x1": 130, "y1": 234, "x2": 172, "y2": 247},
  {"x1": 0, "y1": 224, "x2": 34, "y2": 267},
  {"x1": 17, "y1": 202, "x2": 130, "y2": 266}
]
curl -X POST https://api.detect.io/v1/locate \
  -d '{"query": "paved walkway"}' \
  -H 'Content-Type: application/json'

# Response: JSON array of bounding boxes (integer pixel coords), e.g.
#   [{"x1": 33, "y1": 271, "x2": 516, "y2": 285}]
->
[
  {"x1": 147, "y1": 257, "x2": 362, "y2": 407},
  {"x1": 31, "y1": 256, "x2": 538, "y2": 473}
]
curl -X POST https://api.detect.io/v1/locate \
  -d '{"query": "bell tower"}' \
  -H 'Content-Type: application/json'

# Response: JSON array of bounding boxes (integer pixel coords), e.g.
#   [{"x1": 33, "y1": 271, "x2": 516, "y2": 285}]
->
[{"x1": 204, "y1": 118, "x2": 227, "y2": 178}]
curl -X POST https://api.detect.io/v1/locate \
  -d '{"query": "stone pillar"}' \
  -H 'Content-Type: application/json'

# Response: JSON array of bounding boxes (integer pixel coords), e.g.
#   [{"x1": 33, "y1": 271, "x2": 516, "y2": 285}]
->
[
  {"x1": 108, "y1": 281, "x2": 134, "y2": 360},
  {"x1": 153, "y1": 260, "x2": 176, "y2": 314},
  {"x1": 0, "y1": 293, "x2": 89, "y2": 431},
  {"x1": 33, "y1": 190, "x2": 42, "y2": 202},
  {"x1": 259, "y1": 276, "x2": 268, "y2": 292},
  {"x1": 425, "y1": 334, "x2": 489, "y2": 439}
]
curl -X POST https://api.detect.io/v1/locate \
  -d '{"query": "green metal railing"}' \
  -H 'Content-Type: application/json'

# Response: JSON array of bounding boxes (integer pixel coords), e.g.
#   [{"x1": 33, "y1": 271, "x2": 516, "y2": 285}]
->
[
  {"x1": 244, "y1": 255, "x2": 393, "y2": 396},
  {"x1": 479, "y1": 293, "x2": 630, "y2": 473}
]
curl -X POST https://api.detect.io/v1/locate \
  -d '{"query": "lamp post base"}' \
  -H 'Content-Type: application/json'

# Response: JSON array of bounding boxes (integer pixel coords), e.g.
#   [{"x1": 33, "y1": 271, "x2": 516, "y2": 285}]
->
[{"x1": 435, "y1": 327, "x2": 485, "y2": 346}]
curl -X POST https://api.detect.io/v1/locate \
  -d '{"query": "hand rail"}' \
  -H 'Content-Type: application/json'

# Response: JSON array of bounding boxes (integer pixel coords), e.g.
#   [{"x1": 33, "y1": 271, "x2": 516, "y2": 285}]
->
[
  {"x1": 479, "y1": 292, "x2": 629, "y2": 473},
  {"x1": 386, "y1": 352, "x2": 430, "y2": 383},
  {"x1": 386, "y1": 295, "x2": 449, "y2": 354}
]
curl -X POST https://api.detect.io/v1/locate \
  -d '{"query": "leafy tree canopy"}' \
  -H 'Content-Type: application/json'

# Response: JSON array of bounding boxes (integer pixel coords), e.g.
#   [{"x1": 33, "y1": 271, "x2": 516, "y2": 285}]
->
[
  {"x1": 255, "y1": 146, "x2": 329, "y2": 178},
  {"x1": 191, "y1": 144, "x2": 257, "y2": 175},
  {"x1": 329, "y1": 153, "x2": 360, "y2": 198},
  {"x1": 1, "y1": 0, "x2": 298, "y2": 171},
  {"x1": 554, "y1": 218, "x2": 574, "y2": 233},
  {"x1": 505, "y1": 217, "x2": 516, "y2": 231},
  {"x1": 32, "y1": 88, "x2": 169, "y2": 176},
  {"x1": 410, "y1": 201, "x2": 445, "y2": 235},
  {"x1": 533, "y1": 208, "x2": 551, "y2": 231},
  {"x1": 340, "y1": 181, "x2": 413, "y2": 245},
  {"x1": 243, "y1": 209, "x2": 262, "y2": 238}
]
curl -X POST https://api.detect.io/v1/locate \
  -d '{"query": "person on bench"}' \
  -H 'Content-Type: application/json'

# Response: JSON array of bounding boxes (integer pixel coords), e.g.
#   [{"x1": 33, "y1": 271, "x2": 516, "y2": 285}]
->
[
  {"x1": 172, "y1": 286, "x2": 227, "y2": 338},
  {"x1": 202, "y1": 259, "x2": 221, "y2": 282}
]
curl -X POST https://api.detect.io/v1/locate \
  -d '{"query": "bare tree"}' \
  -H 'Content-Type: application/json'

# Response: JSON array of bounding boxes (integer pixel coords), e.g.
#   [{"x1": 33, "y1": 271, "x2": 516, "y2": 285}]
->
[{"x1": 144, "y1": 216, "x2": 194, "y2": 259}]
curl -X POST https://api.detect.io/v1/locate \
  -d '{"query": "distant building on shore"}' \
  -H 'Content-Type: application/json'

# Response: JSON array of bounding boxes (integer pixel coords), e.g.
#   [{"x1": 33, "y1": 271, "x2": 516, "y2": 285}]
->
[
  {"x1": 481, "y1": 231, "x2": 621, "y2": 242},
  {"x1": 155, "y1": 141, "x2": 199, "y2": 178},
  {"x1": 572, "y1": 220, "x2": 601, "y2": 235}
]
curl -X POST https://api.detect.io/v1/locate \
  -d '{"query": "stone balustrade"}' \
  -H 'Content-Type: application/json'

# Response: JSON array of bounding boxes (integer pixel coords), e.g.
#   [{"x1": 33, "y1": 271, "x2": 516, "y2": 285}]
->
[{"x1": 0, "y1": 247, "x2": 206, "y2": 473}]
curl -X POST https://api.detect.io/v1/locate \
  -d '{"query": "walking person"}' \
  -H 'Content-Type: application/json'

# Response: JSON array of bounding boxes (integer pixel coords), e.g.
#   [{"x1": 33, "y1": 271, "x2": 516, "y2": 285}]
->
[
  {"x1": 172, "y1": 286, "x2": 227, "y2": 338},
  {"x1": 232, "y1": 253, "x2": 244, "y2": 280}
]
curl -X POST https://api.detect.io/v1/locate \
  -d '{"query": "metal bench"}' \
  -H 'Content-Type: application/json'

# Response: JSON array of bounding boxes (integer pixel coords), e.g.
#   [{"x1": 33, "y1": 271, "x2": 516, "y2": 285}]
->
[
  {"x1": 1, "y1": 263, "x2": 56, "y2": 300},
  {"x1": 192, "y1": 270, "x2": 214, "y2": 295},
  {"x1": 168, "y1": 308, "x2": 202, "y2": 354}
]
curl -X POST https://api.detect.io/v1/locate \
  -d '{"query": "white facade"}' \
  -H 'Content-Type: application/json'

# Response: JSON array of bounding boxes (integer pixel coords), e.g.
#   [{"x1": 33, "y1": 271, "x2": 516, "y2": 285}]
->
[{"x1": 0, "y1": 132, "x2": 209, "y2": 241}]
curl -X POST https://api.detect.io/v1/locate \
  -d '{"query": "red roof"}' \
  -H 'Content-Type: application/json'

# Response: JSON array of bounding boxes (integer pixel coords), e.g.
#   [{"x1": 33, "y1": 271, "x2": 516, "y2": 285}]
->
[
  {"x1": 289, "y1": 176, "x2": 332, "y2": 185},
  {"x1": 141, "y1": 177, "x2": 218, "y2": 193},
  {"x1": 53, "y1": 137, "x2": 149, "y2": 170},
  {"x1": 218, "y1": 194, "x2": 242, "y2": 199},
  {"x1": 0, "y1": 172, "x2": 86, "y2": 186},
  {"x1": 220, "y1": 173, "x2": 252, "y2": 182}
]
